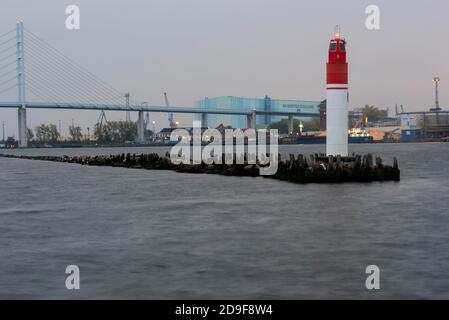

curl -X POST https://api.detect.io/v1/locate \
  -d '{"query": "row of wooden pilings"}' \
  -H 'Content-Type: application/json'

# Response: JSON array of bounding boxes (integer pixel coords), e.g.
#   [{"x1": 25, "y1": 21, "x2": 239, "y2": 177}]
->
[{"x1": 0, "y1": 152, "x2": 400, "y2": 183}]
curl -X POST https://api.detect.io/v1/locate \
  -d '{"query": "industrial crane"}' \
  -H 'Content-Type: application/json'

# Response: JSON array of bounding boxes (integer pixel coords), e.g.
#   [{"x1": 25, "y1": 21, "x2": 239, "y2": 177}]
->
[
  {"x1": 395, "y1": 104, "x2": 405, "y2": 114},
  {"x1": 96, "y1": 110, "x2": 107, "y2": 128},
  {"x1": 164, "y1": 92, "x2": 176, "y2": 128}
]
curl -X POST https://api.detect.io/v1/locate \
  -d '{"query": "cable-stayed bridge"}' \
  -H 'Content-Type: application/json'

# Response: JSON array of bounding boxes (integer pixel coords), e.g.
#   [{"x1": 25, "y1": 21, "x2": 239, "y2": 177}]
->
[{"x1": 0, "y1": 22, "x2": 317, "y2": 147}]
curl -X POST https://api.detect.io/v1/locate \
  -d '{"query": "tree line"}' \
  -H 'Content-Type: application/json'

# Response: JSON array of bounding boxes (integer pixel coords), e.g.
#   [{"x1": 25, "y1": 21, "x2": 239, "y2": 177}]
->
[
  {"x1": 26, "y1": 121, "x2": 153, "y2": 144},
  {"x1": 268, "y1": 118, "x2": 320, "y2": 134},
  {"x1": 268, "y1": 105, "x2": 388, "y2": 134}
]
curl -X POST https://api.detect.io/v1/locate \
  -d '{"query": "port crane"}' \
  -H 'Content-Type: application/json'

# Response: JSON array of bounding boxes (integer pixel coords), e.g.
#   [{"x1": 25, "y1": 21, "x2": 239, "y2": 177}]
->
[
  {"x1": 96, "y1": 110, "x2": 107, "y2": 129},
  {"x1": 394, "y1": 104, "x2": 405, "y2": 115},
  {"x1": 164, "y1": 92, "x2": 176, "y2": 128}
]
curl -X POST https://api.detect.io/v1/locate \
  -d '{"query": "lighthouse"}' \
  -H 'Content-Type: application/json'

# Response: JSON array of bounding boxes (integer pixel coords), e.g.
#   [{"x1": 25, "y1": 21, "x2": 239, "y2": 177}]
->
[{"x1": 326, "y1": 26, "x2": 348, "y2": 156}]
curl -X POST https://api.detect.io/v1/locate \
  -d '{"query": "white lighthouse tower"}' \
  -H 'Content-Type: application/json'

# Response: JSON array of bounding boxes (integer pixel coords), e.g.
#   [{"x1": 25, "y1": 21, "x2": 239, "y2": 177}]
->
[{"x1": 326, "y1": 26, "x2": 348, "y2": 156}]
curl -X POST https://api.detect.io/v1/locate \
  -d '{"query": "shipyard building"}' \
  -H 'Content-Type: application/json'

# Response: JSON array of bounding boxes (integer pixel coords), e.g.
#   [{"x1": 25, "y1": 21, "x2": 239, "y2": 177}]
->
[
  {"x1": 195, "y1": 96, "x2": 321, "y2": 128},
  {"x1": 399, "y1": 110, "x2": 449, "y2": 139}
]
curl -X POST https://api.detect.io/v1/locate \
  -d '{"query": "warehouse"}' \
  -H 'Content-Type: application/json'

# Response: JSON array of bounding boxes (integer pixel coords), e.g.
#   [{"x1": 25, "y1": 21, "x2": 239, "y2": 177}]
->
[
  {"x1": 195, "y1": 95, "x2": 321, "y2": 128},
  {"x1": 400, "y1": 110, "x2": 449, "y2": 139}
]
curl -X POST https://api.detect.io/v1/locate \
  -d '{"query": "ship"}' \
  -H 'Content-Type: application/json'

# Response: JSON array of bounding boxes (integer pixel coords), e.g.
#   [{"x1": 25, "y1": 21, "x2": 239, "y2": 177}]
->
[{"x1": 297, "y1": 128, "x2": 373, "y2": 144}]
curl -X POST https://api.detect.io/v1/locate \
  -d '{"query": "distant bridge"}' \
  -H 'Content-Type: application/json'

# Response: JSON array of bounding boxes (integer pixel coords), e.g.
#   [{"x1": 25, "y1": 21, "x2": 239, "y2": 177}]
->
[
  {"x1": 0, "y1": 22, "x2": 317, "y2": 147},
  {"x1": 0, "y1": 102, "x2": 315, "y2": 117}
]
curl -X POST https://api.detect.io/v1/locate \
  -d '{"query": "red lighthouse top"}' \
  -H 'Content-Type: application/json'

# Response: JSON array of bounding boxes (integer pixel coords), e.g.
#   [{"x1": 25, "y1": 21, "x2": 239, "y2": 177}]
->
[
  {"x1": 327, "y1": 26, "x2": 348, "y2": 85},
  {"x1": 328, "y1": 26, "x2": 346, "y2": 63},
  {"x1": 328, "y1": 29, "x2": 346, "y2": 63}
]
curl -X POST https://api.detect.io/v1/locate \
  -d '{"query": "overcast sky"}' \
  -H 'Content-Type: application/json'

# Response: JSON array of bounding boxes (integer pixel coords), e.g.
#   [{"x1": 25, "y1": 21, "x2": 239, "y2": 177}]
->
[{"x1": 0, "y1": 0, "x2": 448, "y2": 136}]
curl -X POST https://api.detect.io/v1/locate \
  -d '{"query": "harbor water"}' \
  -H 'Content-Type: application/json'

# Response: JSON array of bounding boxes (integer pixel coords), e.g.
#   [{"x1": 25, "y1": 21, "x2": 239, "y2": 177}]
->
[{"x1": 0, "y1": 143, "x2": 448, "y2": 299}]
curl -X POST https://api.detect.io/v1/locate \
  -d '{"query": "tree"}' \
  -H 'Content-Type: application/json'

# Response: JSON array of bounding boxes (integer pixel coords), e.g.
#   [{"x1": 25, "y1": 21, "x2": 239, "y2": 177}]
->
[
  {"x1": 268, "y1": 119, "x2": 295, "y2": 134},
  {"x1": 35, "y1": 125, "x2": 46, "y2": 142},
  {"x1": 94, "y1": 120, "x2": 137, "y2": 143},
  {"x1": 144, "y1": 129, "x2": 154, "y2": 141},
  {"x1": 26, "y1": 128, "x2": 34, "y2": 141},
  {"x1": 69, "y1": 125, "x2": 83, "y2": 141},
  {"x1": 47, "y1": 124, "x2": 60, "y2": 142},
  {"x1": 35, "y1": 124, "x2": 60, "y2": 143},
  {"x1": 302, "y1": 118, "x2": 320, "y2": 131},
  {"x1": 268, "y1": 118, "x2": 320, "y2": 134},
  {"x1": 361, "y1": 105, "x2": 387, "y2": 123}
]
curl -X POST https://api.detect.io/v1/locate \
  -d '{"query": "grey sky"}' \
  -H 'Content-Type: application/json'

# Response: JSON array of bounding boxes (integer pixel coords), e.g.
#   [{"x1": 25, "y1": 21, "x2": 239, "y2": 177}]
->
[{"x1": 0, "y1": 0, "x2": 448, "y2": 137}]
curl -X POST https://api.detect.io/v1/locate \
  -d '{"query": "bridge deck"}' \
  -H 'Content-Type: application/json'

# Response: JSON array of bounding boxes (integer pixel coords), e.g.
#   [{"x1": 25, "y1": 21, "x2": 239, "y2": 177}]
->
[{"x1": 0, "y1": 102, "x2": 318, "y2": 117}]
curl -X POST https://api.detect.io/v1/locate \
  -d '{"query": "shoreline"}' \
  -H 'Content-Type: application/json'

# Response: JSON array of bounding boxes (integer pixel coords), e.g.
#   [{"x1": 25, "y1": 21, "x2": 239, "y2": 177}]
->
[{"x1": 1, "y1": 139, "x2": 448, "y2": 150}]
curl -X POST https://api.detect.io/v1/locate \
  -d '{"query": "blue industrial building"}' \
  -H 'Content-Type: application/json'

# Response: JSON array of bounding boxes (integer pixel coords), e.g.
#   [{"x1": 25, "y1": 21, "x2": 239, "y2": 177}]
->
[{"x1": 195, "y1": 96, "x2": 321, "y2": 128}]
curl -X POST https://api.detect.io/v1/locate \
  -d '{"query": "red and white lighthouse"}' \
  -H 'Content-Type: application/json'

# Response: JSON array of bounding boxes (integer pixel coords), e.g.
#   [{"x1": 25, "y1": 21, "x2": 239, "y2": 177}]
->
[{"x1": 326, "y1": 26, "x2": 348, "y2": 156}]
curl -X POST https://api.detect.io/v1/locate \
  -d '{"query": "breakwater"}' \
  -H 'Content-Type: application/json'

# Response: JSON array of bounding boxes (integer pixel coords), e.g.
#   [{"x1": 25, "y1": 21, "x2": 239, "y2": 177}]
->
[{"x1": 0, "y1": 152, "x2": 400, "y2": 183}]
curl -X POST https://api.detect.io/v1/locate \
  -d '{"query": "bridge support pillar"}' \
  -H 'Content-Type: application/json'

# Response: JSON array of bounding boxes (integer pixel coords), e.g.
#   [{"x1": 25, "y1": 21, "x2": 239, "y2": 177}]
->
[
  {"x1": 16, "y1": 22, "x2": 27, "y2": 148},
  {"x1": 246, "y1": 110, "x2": 256, "y2": 129},
  {"x1": 137, "y1": 110, "x2": 145, "y2": 143},
  {"x1": 288, "y1": 115, "x2": 294, "y2": 135},
  {"x1": 18, "y1": 107, "x2": 27, "y2": 148},
  {"x1": 201, "y1": 113, "x2": 208, "y2": 128}
]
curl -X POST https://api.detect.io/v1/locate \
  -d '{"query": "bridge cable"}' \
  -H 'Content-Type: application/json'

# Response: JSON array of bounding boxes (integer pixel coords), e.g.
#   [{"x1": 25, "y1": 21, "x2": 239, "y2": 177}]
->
[
  {"x1": 0, "y1": 29, "x2": 15, "y2": 39},
  {"x1": 24, "y1": 29, "x2": 139, "y2": 108},
  {"x1": 25, "y1": 36, "x2": 128, "y2": 107},
  {"x1": 0, "y1": 43, "x2": 16, "y2": 56},
  {"x1": 0, "y1": 67, "x2": 17, "y2": 80},
  {"x1": 0, "y1": 83, "x2": 17, "y2": 95},
  {"x1": 25, "y1": 46, "x2": 121, "y2": 105},
  {"x1": 0, "y1": 60, "x2": 17, "y2": 72},
  {"x1": 0, "y1": 36, "x2": 16, "y2": 47},
  {"x1": 25, "y1": 29, "x2": 124, "y2": 96},
  {"x1": 25, "y1": 45, "x2": 125, "y2": 106},
  {"x1": 0, "y1": 75, "x2": 17, "y2": 87},
  {"x1": 25, "y1": 65, "x2": 106, "y2": 107},
  {"x1": 27, "y1": 76, "x2": 93, "y2": 109},
  {"x1": 27, "y1": 71, "x2": 97, "y2": 106},
  {"x1": 0, "y1": 52, "x2": 16, "y2": 63}
]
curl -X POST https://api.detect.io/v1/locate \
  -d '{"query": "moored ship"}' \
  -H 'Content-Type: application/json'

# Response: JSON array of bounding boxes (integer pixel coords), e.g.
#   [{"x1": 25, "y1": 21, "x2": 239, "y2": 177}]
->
[{"x1": 297, "y1": 128, "x2": 373, "y2": 144}]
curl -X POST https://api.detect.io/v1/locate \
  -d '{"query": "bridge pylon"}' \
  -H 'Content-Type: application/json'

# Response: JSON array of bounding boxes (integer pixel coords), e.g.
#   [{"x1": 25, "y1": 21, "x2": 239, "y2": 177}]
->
[
  {"x1": 246, "y1": 110, "x2": 256, "y2": 129},
  {"x1": 16, "y1": 21, "x2": 27, "y2": 147},
  {"x1": 137, "y1": 110, "x2": 145, "y2": 143},
  {"x1": 201, "y1": 113, "x2": 208, "y2": 128}
]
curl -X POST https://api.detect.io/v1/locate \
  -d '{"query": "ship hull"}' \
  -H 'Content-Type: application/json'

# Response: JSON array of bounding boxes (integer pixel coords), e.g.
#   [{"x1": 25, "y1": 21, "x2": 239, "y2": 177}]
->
[{"x1": 297, "y1": 135, "x2": 373, "y2": 144}]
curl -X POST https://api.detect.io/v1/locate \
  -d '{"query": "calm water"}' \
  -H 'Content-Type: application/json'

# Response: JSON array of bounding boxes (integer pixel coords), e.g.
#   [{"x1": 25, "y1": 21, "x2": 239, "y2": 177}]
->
[{"x1": 0, "y1": 143, "x2": 448, "y2": 299}]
